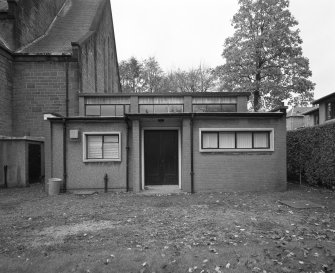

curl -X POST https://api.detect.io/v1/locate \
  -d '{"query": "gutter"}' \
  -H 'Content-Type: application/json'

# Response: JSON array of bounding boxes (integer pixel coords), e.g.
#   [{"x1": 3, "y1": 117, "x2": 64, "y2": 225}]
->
[
  {"x1": 60, "y1": 61, "x2": 70, "y2": 193},
  {"x1": 125, "y1": 116, "x2": 130, "y2": 192}
]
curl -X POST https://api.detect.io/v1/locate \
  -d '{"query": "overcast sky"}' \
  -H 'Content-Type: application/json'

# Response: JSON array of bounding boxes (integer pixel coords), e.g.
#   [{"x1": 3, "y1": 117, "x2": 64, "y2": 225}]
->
[{"x1": 111, "y1": 0, "x2": 335, "y2": 100}]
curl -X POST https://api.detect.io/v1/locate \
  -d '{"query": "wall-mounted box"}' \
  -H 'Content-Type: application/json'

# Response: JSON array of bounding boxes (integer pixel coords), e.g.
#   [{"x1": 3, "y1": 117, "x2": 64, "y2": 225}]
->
[{"x1": 69, "y1": 129, "x2": 79, "y2": 139}]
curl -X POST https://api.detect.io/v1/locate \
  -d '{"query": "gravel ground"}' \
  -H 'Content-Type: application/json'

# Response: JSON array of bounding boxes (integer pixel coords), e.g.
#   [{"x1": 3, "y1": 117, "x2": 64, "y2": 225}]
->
[{"x1": 0, "y1": 183, "x2": 334, "y2": 273}]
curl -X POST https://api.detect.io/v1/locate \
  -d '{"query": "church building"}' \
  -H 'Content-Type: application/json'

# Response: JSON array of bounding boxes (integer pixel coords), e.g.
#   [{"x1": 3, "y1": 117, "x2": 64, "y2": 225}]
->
[{"x1": 0, "y1": 0, "x2": 287, "y2": 192}]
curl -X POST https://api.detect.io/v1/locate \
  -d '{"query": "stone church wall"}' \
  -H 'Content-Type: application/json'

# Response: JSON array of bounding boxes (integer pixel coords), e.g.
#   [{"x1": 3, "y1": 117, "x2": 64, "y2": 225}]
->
[
  {"x1": 80, "y1": 1, "x2": 121, "y2": 94},
  {"x1": 12, "y1": 57, "x2": 79, "y2": 137}
]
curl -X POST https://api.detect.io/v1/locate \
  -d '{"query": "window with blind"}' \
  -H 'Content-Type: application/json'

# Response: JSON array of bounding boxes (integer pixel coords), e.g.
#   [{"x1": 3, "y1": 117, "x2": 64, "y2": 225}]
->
[
  {"x1": 326, "y1": 101, "x2": 335, "y2": 120},
  {"x1": 200, "y1": 129, "x2": 273, "y2": 151},
  {"x1": 83, "y1": 133, "x2": 121, "y2": 162}
]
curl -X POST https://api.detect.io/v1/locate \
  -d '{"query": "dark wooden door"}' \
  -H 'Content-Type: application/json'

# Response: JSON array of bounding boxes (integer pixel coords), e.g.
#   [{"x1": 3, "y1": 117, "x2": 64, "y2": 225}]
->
[
  {"x1": 144, "y1": 130, "x2": 178, "y2": 185},
  {"x1": 28, "y1": 143, "x2": 41, "y2": 183}
]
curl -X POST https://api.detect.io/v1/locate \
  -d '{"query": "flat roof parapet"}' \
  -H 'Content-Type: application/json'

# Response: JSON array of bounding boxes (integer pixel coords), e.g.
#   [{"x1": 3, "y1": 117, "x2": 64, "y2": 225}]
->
[
  {"x1": 48, "y1": 112, "x2": 285, "y2": 122},
  {"x1": 78, "y1": 92, "x2": 251, "y2": 98}
]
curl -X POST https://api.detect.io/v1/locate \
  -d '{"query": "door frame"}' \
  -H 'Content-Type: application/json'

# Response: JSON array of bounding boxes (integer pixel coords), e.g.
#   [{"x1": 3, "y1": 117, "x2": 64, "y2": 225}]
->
[
  {"x1": 141, "y1": 127, "x2": 181, "y2": 190},
  {"x1": 27, "y1": 141, "x2": 44, "y2": 184}
]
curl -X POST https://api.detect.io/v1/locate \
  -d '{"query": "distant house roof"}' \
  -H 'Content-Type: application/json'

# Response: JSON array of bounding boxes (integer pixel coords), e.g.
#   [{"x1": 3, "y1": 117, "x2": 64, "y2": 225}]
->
[
  {"x1": 16, "y1": 0, "x2": 105, "y2": 54},
  {"x1": 302, "y1": 107, "x2": 319, "y2": 115},
  {"x1": 287, "y1": 106, "x2": 314, "y2": 117},
  {"x1": 312, "y1": 92, "x2": 335, "y2": 105},
  {"x1": 0, "y1": 0, "x2": 8, "y2": 12}
]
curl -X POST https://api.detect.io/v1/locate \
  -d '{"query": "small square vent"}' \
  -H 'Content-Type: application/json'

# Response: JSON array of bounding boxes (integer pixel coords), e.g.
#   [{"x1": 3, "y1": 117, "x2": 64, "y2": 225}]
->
[{"x1": 69, "y1": 129, "x2": 79, "y2": 139}]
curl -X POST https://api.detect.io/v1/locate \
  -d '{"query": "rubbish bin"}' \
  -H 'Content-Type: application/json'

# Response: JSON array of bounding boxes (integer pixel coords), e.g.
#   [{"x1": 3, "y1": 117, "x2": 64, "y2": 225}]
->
[{"x1": 48, "y1": 178, "x2": 62, "y2": 196}]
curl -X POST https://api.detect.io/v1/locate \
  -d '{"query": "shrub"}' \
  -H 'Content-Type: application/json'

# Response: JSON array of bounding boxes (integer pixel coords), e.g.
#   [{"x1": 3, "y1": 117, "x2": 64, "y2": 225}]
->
[{"x1": 287, "y1": 122, "x2": 335, "y2": 188}]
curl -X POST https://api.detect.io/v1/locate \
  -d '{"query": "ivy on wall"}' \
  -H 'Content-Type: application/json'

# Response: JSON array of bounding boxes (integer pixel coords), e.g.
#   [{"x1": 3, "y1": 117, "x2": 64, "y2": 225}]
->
[{"x1": 287, "y1": 122, "x2": 335, "y2": 188}]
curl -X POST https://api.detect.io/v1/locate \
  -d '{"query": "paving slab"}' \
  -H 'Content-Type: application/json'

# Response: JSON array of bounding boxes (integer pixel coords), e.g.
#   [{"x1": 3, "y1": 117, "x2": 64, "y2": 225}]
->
[
  {"x1": 279, "y1": 200, "x2": 325, "y2": 209},
  {"x1": 139, "y1": 185, "x2": 185, "y2": 196}
]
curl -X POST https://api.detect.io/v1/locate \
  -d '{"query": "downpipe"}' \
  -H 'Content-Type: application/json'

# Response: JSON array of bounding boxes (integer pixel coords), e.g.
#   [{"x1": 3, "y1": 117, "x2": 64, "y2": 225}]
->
[{"x1": 190, "y1": 114, "x2": 194, "y2": 194}]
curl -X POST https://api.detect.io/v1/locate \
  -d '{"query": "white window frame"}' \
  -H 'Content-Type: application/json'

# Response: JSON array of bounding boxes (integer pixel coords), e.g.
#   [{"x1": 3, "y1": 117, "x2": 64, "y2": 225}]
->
[
  {"x1": 199, "y1": 128, "x2": 274, "y2": 152},
  {"x1": 83, "y1": 132, "x2": 121, "y2": 162}
]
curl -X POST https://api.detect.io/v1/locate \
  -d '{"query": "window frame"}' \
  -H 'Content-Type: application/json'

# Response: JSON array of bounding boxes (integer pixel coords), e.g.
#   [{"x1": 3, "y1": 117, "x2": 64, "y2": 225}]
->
[
  {"x1": 199, "y1": 128, "x2": 274, "y2": 152},
  {"x1": 192, "y1": 104, "x2": 237, "y2": 113},
  {"x1": 83, "y1": 132, "x2": 121, "y2": 162},
  {"x1": 138, "y1": 104, "x2": 184, "y2": 114},
  {"x1": 325, "y1": 101, "x2": 335, "y2": 121},
  {"x1": 85, "y1": 104, "x2": 130, "y2": 117}
]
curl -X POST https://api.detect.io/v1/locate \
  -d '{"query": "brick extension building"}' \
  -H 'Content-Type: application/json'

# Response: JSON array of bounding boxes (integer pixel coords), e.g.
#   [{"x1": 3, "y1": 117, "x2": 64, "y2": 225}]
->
[
  {"x1": 1, "y1": 0, "x2": 287, "y2": 192},
  {"x1": 48, "y1": 92, "x2": 287, "y2": 193},
  {"x1": 0, "y1": 0, "x2": 120, "y2": 187}
]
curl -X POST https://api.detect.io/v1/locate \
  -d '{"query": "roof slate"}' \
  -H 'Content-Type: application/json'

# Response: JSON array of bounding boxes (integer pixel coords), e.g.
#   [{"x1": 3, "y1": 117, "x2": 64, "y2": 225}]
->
[
  {"x1": 302, "y1": 107, "x2": 319, "y2": 115},
  {"x1": 313, "y1": 92, "x2": 335, "y2": 105},
  {"x1": 287, "y1": 106, "x2": 314, "y2": 117},
  {"x1": 16, "y1": 0, "x2": 104, "y2": 54}
]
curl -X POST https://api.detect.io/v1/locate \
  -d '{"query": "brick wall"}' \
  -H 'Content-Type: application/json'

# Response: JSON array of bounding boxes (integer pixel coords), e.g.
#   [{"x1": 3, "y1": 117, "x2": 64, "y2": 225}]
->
[
  {"x1": 0, "y1": 47, "x2": 13, "y2": 135},
  {"x1": 193, "y1": 117, "x2": 287, "y2": 192},
  {"x1": 49, "y1": 121, "x2": 127, "y2": 191},
  {"x1": 12, "y1": 58, "x2": 79, "y2": 137},
  {"x1": 286, "y1": 116, "x2": 304, "y2": 130},
  {"x1": 80, "y1": 0, "x2": 120, "y2": 94}
]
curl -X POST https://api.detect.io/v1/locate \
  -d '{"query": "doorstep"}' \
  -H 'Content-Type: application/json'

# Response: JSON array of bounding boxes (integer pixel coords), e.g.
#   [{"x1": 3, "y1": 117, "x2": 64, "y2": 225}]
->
[{"x1": 139, "y1": 185, "x2": 184, "y2": 196}]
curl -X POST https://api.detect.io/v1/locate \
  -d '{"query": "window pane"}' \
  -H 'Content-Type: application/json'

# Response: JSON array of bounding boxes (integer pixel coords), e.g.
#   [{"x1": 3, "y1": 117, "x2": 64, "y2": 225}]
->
[
  {"x1": 101, "y1": 105, "x2": 115, "y2": 116},
  {"x1": 327, "y1": 103, "x2": 331, "y2": 120},
  {"x1": 139, "y1": 105, "x2": 154, "y2": 114},
  {"x1": 193, "y1": 105, "x2": 207, "y2": 112},
  {"x1": 87, "y1": 136, "x2": 102, "y2": 158},
  {"x1": 103, "y1": 142, "x2": 119, "y2": 159},
  {"x1": 115, "y1": 105, "x2": 124, "y2": 116},
  {"x1": 169, "y1": 105, "x2": 183, "y2": 113},
  {"x1": 124, "y1": 105, "x2": 130, "y2": 114},
  {"x1": 221, "y1": 104, "x2": 237, "y2": 112},
  {"x1": 154, "y1": 105, "x2": 169, "y2": 113},
  {"x1": 219, "y1": 132, "x2": 235, "y2": 148},
  {"x1": 104, "y1": 135, "x2": 118, "y2": 143},
  {"x1": 253, "y1": 132, "x2": 269, "y2": 148},
  {"x1": 206, "y1": 104, "x2": 222, "y2": 112},
  {"x1": 86, "y1": 105, "x2": 100, "y2": 116},
  {"x1": 236, "y1": 132, "x2": 252, "y2": 148},
  {"x1": 202, "y1": 133, "x2": 218, "y2": 149}
]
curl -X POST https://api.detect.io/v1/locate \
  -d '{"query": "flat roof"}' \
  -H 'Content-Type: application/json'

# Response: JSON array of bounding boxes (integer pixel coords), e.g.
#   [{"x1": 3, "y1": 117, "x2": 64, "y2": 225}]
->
[{"x1": 48, "y1": 112, "x2": 284, "y2": 122}]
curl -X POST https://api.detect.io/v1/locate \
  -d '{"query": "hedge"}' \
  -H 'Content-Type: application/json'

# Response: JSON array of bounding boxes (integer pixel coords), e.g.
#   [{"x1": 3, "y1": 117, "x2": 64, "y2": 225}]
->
[{"x1": 287, "y1": 122, "x2": 335, "y2": 188}]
